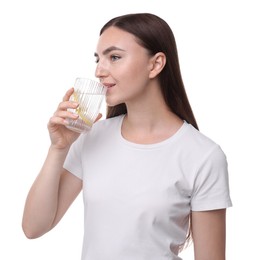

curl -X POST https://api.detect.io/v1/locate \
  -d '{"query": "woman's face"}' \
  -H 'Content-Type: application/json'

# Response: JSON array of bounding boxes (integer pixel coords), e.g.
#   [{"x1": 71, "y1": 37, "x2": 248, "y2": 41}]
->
[{"x1": 95, "y1": 26, "x2": 154, "y2": 107}]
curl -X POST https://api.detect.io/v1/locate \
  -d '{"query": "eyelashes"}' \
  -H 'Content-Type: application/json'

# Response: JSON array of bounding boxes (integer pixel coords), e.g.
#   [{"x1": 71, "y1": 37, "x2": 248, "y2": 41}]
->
[
  {"x1": 95, "y1": 54, "x2": 121, "y2": 64},
  {"x1": 110, "y1": 55, "x2": 121, "y2": 61}
]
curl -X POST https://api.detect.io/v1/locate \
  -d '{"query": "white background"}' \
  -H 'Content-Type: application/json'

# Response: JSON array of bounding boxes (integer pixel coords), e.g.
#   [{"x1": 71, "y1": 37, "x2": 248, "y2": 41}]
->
[{"x1": 0, "y1": 0, "x2": 254, "y2": 259}]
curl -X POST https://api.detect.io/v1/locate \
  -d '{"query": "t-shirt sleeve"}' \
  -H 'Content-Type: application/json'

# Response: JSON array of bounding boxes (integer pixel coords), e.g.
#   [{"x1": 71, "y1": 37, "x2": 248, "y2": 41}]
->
[
  {"x1": 191, "y1": 145, "x2": 232, "y2": 211},
  {"x1": 63, "y1": 135, "x2": 85, "y2": 180}
]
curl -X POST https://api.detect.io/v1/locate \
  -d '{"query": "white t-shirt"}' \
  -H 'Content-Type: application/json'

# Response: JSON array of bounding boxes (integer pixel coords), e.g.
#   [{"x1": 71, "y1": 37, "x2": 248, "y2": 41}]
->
[{"x1": 64, "y1": 115, "x2": 232, "y2": 260}]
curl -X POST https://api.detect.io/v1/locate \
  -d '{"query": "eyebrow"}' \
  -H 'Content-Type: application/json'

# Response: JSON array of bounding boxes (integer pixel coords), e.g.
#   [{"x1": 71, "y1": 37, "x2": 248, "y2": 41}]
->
[{"x1": 94, "y1": 46, "x2": 125, "y2": 58}]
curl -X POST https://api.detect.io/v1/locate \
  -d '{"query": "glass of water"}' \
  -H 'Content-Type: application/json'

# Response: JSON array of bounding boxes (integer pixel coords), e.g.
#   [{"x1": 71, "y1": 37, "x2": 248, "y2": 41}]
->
[{"x1": 66, "y1": 78, "x2": 107, "y2": 134}]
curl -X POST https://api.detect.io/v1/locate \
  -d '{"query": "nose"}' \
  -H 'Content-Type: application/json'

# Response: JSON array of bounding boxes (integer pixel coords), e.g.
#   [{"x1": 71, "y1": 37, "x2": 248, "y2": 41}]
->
[{"x1": 95, "y1": 60, "x2": 109, "y2": 80}]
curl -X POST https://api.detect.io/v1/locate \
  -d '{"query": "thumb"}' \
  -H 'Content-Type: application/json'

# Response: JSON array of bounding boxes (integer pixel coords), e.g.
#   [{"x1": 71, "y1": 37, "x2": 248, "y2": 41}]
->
[{"x1": 94, "y1": 113, "x2": 103, "y2": 122}]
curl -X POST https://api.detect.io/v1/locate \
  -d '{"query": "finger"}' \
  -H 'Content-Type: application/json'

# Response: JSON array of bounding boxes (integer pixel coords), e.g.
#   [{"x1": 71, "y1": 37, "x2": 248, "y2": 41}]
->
[
  {"x1": 48, "y1": 115, "x2": 68, "y2": 128},
  {"x1": 62, "y1": 88, "x2": 74, "y2": 102},
  {"x1": 53, "y1": 110, "x2": 79, "y2": 120},
  {"x1": 57, "y1": 100, "x2": 79, "y2": 111}
]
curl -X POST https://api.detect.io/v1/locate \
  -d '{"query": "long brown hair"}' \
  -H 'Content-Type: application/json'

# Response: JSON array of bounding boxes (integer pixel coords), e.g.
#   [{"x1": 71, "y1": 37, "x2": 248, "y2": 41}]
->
[{"x1": 100, "y1": 13, "x2": 198, "y2": 130}]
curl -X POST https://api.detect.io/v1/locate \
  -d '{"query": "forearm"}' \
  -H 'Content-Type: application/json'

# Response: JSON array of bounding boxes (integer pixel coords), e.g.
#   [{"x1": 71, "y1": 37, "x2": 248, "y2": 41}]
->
[
  {"x1": 192, "y1": 210, "x2": 226, "y2": 260},
  {"x1": 22, "y1": 146, "x2": 69, "y2": 238}
]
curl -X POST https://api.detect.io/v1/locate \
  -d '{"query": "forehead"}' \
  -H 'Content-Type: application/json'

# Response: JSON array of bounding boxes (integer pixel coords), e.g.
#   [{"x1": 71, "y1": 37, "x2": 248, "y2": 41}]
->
[{"x1": 96, "y1": 26, "x2": 142, "y2": 53}]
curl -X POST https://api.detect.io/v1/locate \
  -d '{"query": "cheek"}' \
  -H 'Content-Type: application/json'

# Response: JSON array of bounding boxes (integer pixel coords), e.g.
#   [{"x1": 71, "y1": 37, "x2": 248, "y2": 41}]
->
[
  {"x1": 121, "y1": 59, "x2": 150, "y2": 85},
  {"x1": 106, "y1": 58, "x2": 151, "y2": 105},
  {"x1": 128, "y1": 63, "x2": 151, "y2": 89}
]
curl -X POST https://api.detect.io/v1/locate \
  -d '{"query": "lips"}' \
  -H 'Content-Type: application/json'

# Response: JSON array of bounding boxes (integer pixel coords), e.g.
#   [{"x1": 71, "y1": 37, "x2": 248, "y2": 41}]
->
[{"x1": 102, "y1": 83, "x2": 115, "y2": 89}]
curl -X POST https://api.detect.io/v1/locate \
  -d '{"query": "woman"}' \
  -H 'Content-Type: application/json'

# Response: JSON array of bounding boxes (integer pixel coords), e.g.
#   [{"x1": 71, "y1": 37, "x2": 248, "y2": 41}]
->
[{"x1": 22, "y1": 13, "x2": 232, "y2": 259}]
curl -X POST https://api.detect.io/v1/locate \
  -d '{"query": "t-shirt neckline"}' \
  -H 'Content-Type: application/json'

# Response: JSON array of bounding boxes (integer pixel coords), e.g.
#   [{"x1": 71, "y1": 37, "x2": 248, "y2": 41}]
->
[{"x1": 117, "y1": 114, "x2": 188, "y2": 149}]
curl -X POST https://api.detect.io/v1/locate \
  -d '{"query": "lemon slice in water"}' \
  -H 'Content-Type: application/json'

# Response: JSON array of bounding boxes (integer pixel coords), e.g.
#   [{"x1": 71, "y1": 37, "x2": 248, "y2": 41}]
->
[{"x1": 73, "y1": 92, "x2": 93, "y2": 127}]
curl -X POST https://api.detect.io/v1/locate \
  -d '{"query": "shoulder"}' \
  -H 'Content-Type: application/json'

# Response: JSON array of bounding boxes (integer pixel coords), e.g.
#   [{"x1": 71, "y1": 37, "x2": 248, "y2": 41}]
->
[
  {"x1": 90, "y1": 114, "x2": 124, "y2": 135},
  {"x1": 176, "y1": 122, "x2": 228, "y2": 179},
  {"x1": 92, "y1": 114, "x2": 124, "y2": 131},
  {"x1": 81, "y1": 114, "x2": 124, "y2": 144},
  {"x1": 181, "y1": 122, "x2": 224, "y2": 157},
  {"x1": 181, "y1": 124, "x2": 232, "y2": 210}
]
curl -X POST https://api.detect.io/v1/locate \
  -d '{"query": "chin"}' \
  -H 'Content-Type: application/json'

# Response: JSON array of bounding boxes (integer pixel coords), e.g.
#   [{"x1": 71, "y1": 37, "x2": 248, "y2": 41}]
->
[{"x1": 105, "y1": 97, "x2": 123, "y2": 107}]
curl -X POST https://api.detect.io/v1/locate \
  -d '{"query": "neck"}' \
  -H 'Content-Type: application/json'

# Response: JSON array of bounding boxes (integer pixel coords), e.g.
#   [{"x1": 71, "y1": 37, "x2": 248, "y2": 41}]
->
[{"x1": 122, "y1": 87, "x2": 183, "y2": 144}]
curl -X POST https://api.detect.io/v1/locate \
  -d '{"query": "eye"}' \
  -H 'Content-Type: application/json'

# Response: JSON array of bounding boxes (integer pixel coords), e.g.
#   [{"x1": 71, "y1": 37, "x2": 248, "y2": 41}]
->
[
  {"x1": 110, "y1": 55, "x2": 121, "y2": 62},
  {"x1": 95, "y1": 57, "x2": 99, "y2": 64}
]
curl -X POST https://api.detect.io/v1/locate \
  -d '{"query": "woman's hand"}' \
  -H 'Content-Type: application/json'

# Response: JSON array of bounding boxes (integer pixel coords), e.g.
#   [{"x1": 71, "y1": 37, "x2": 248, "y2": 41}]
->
[
  {"x1": 47, "y1": 88, "x2": 103, "y2": 150},
  {"x1": 47, "y1": 88, "x2": 81, "y2": 149}
]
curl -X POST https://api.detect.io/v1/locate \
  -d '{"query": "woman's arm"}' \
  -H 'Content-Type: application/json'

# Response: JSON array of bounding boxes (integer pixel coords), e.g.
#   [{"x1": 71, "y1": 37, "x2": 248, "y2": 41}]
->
[
  {"x1": 22, "y1": 146, "x2": 82, "y2": 239},
  {"x1": 191, "y1": 209, "x2": 226, "y2": 260},
  {"x1": 22, "y1": 88, "x2": 82, "y2": 239},
  {"x1": 22, "y1": 88, "x2": 102, "y2": 239}
]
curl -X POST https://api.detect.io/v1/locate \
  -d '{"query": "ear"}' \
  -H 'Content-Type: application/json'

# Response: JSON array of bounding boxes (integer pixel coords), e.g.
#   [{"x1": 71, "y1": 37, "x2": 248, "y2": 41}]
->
[{"x1": 148, "y1": 52, "x2": 166, "y2": 79}]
